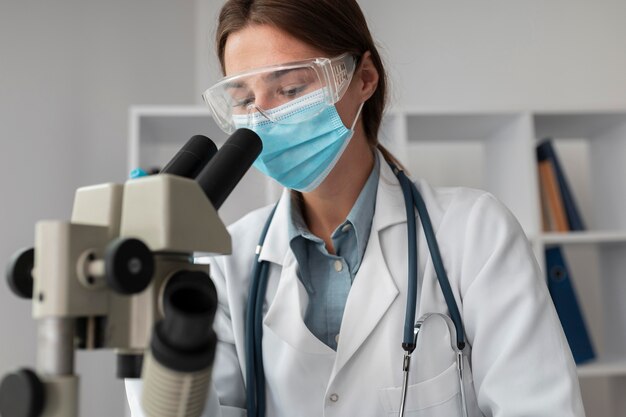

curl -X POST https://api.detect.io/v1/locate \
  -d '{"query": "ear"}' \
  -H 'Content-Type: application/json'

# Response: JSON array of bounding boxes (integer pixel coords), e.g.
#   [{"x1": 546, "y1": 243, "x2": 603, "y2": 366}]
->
[{"x1": 354, "y1": 51, "x2": 379, "y2": 102}]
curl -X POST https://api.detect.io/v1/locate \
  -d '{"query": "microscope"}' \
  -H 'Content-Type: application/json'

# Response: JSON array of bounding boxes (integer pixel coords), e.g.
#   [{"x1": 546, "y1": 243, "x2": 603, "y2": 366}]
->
[{"x1": 0, "y1": 129, "x2": 262, "y2": 417}]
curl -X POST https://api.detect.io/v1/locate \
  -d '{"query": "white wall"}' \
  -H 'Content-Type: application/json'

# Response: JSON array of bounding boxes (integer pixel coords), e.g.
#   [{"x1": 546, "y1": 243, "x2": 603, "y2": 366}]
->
[
  {"x1": 362, "y1": 0, "x2": 626, "y2": 112},
  {"x1": 0, "y1": 1, "x2": 196, "y2": 415}
]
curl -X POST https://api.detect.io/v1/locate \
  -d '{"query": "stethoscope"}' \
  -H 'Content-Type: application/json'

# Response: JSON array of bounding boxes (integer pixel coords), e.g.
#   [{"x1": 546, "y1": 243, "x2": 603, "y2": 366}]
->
[{"x1": 245, "y1": 161, "x2": 468, "y2": 417}]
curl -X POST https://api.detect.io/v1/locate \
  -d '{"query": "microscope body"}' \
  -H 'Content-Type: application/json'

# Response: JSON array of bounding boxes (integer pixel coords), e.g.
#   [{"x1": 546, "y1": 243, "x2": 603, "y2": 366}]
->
[{"x1": 4, "y1": 174, "x2": 230, "y2": 417}]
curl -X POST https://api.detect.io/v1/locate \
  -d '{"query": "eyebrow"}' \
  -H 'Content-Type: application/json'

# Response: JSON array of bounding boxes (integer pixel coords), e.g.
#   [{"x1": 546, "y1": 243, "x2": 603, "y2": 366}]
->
[
  {"x1": 266, "y1": 67, "x2": 306, "y2": 81},
  {"x1": 224, "y1": 80, "x2": 246, "y2": 91}
]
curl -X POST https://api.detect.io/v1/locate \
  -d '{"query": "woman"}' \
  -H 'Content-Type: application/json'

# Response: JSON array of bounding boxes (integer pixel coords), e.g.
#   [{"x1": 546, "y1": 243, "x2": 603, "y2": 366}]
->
[{"x1": 127, "y1": 0, "x2": 585, "y2": 416}]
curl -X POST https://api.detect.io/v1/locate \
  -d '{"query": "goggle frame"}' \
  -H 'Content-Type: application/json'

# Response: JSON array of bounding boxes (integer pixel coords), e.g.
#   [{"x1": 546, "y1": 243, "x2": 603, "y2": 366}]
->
[{"x1": 202, "y1": 53, "x2": 357, "y2": 133}]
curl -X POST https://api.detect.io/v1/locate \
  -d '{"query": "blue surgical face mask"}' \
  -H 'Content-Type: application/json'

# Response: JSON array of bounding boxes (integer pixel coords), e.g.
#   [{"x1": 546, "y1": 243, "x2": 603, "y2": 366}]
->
[{"x1": 233, "y1": 88, "x2": 363, "y2": 192}]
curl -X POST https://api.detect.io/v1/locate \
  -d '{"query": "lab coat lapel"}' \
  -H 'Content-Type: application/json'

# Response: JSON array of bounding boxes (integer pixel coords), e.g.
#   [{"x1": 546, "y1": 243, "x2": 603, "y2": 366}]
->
[
  {"x1": 252, "y1": 188, "x2": 330, "y2": 354},
  {"x1": 331, "y1": 226, "x2": 399, "y2": 378},
  {"x1": 330, "y1": 159, "x2": 407, "y2": 378},
  {"x1": 262, "y1": 234, "x2": 335, "y2": 355}
]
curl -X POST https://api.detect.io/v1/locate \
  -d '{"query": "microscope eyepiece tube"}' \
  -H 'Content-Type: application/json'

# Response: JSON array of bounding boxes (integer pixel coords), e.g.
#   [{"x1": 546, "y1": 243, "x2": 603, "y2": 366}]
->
[
  {"x1": 160, "y1": 135, "x2": 218, "y2": 179},
  {"x1": 195, "y1": 128, "x2": 262, "y2": 210}
]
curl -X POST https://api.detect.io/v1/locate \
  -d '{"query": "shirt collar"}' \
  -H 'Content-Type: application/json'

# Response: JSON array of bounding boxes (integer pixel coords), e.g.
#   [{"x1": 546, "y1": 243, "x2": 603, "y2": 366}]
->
[
  {"x1": 258, "y1": 149, "x2": 419, "y2": 266},
  {"x1": 336, "y1": 153, "x2": 379, "y2": 268},
  {"x1": 287, "y1": 153, "x2": 380, "y2": 272}
]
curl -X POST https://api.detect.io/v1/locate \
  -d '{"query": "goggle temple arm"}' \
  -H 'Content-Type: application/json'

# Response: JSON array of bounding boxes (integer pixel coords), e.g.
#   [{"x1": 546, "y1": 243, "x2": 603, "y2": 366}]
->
[{"x1": 325, "y1": 54, "x2": 358, "y2": 103}]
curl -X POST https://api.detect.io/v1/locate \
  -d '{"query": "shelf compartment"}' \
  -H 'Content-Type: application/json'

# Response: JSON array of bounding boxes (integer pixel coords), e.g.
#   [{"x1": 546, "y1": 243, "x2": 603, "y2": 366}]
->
[
  {"x1": 533, "y1": 113, "x2": 626, "y2": 232},
  {"x1": 534, "y1": 112, "x2": 626, "y2": 140},
  {"x1": 398, "y1": 112, "x2": 540, "y2": 234}
]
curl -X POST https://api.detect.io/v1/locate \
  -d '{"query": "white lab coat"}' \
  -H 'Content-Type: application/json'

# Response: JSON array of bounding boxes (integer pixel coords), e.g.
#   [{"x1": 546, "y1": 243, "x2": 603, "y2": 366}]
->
[{"x1": 127, "y1": 157, "x2": 585, "y2": 417}]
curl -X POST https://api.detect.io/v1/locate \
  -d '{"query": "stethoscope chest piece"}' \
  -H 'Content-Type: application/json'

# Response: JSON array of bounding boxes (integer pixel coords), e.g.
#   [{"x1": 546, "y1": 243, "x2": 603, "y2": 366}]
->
[{"x1": 399, "y1": 313, "x2": 470, "y2": 417}]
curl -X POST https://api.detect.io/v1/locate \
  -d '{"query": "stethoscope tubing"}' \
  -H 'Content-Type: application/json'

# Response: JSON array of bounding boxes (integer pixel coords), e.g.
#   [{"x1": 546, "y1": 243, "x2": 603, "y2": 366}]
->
[
  {"x1": 246, "y1": 204, "x2": 277, "y2": 417},
  {"x1": 254, "y1": 260, "x2": 270, "y2": 414},
  {"x1": 406, "y1": 172, "x2": 465, "y2": 350},
  {"x1": 245, "y1": 254, "x2": 261, "y2": 415},
  {"x1": 396, "y1": 166, "x2": 419, "y2": 351}
]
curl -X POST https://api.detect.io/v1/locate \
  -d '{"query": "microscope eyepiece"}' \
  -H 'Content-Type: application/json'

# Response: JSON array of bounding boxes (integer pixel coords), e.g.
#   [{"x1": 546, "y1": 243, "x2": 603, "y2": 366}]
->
[
  {"x1": 195, "y1": 128, "x2": 262, "y2": 210},
  {"x1": 141, "y1": 271, "x2": 218, "y2": 417},
  {"x1": 160, "y1": 135, "x2": 218, "y2": 179},
  {"x1": 150, "y1": 271, "x2": 218, "y2": 373}
]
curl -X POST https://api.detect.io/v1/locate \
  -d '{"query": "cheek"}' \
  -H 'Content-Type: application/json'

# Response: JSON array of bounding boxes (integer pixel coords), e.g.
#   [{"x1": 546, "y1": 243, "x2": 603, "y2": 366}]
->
[{"x1": 334, "y1": 92, "x2": 360, "y2": 128}]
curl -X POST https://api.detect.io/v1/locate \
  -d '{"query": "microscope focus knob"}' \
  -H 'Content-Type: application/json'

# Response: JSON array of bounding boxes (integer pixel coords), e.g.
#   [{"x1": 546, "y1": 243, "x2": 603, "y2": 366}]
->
[
  {"x1": 6, "y1": 248, "x2": 35, "y2": 299},
  {"x1": 105, "y1": 238, "x2": 154, "y2": 295},
  {"x1": 0, "y1": 368, "x2": 45, "y2": 417}
]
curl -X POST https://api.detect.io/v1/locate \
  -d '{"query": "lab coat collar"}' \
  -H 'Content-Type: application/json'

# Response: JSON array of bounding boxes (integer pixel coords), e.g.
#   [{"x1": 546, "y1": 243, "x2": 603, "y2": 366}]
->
[
  {"x1": 257, "y1": 187, "x2": 292, "y2": 265},
  {"x1": 372, "y1": 154, "x2": 410, "y2": 232},
  {"x1": 373, "y1": 154, "x2": 446, "y2": 236},
  {"x1": 257, "y1": 151, "x2": 410, "y2": 266}
]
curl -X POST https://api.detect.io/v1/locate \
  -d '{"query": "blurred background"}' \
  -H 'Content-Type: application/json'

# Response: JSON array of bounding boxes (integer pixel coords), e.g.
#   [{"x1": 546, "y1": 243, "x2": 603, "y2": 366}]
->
[{"x1": 1, "y1": 0, "x2": 625, "y2": 416}]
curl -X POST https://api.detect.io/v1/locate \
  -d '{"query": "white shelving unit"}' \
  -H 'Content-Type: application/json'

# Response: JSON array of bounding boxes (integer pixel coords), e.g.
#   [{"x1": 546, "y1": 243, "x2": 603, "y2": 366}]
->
[{"x1": 129, "y1": 106, "x2": 626, "y2": 417}]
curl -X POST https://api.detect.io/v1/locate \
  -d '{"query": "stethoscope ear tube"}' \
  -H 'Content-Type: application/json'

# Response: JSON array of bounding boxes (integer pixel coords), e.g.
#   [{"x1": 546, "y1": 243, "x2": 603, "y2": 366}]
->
[
  {"x1": 253, "y1": 261, "x2": 270, "y2": 414},
  {"x1": 393, "y1": 165, "x2": 465, "y2": 351},
  {"x1": 408, "y1": 180, "x2": 466, "y2": 350},
  {"x1": 245, "y1": 256, "x2": 261, "y2": 416},
  {"x1": 394, "y1": 166, "x2": 420, "y2": 352}
]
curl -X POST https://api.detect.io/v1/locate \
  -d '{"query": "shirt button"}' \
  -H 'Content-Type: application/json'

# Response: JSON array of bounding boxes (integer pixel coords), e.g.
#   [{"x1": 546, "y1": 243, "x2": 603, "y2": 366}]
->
[
  {"x1": 335, "y1": 334, "x2": 340, "y2": 344},
  {"x1": 329, "y1": 393, "x2": 339, "y2": 402},
  {"x1": 334, "y1": 260, "x2": 343, "y2": 272},
  {"x1": 341, "y1": 224, "x2": 352, "y2": 233}
]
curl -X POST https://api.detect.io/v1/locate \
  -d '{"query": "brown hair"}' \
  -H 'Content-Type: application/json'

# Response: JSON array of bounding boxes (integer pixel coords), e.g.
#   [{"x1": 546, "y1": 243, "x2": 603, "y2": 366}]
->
[{"x1": 215, "y1": 0, "x2": 400, "y2": 165}]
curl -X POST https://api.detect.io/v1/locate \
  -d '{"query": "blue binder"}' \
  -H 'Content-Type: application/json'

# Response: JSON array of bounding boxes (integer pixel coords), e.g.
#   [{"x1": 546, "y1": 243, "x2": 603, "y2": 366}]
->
[
  {"x1": 545, "y1": 246, "x2": 595, "y2": 364},
  {"x1": 536, "y1": 140, "x2": 585, "y2": 230}
]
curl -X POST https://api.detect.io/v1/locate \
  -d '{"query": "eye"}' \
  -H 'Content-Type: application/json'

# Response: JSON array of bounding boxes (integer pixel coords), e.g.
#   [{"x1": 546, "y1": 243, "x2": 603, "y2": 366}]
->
[
  {"x1": 232, "y1": 96, "x2": 255, "y2": 109},
  {"x1": 279, "y1": 85, "x2": 307, "y2": 98}
]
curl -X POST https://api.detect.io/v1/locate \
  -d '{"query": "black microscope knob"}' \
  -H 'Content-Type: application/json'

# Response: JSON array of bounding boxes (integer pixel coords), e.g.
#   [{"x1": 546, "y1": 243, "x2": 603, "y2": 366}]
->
[
  {"x1": 0, "y1": 368, "x2": 45, "y2": 417},
  {"x1": 6, "y1": 248, "x2": 35, "y2": 299},
  {"x1": 105, "y1": 238, "x2": 154, "y2": 295}
]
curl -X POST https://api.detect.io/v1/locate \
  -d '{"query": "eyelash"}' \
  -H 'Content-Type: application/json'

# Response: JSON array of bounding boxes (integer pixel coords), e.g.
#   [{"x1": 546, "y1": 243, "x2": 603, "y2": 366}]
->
[
  {"x1": 234, "y1": 97, "x2": 254, "y2": 108},
  {"x1": 279, "y1": 85, "x2": 306, "y2": 97},
  {"x1": 231, "y1": 83, "x2": 309, "y2": 108}
]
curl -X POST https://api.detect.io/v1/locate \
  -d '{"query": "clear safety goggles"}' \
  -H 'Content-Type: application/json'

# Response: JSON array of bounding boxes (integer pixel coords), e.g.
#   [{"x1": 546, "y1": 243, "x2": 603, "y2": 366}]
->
[{"x1": 202, "y1": 53, "x2": 357, "y2": 133}]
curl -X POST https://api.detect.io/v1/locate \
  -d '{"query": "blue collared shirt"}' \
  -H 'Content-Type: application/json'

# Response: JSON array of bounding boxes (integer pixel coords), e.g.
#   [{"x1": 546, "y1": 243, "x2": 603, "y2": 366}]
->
[{"x1": 287, "y1": 155, "x2": 380, "y2": 350}]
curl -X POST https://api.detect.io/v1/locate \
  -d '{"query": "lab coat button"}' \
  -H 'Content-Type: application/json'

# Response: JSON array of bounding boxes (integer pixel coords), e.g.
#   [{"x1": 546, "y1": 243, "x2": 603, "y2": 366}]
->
[
  {"x1": 334, "y1": 260, "x2": 343, "y2": 272},
  {"x1": 329, "y1": 393, "x2": 339, "y2": 402},
  {"x1": 341, "y1": 224, "x2": 352, "y2": 232}
]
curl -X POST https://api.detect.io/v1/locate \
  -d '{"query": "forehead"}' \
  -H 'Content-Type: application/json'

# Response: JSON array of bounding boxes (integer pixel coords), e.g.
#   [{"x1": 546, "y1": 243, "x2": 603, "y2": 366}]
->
[{"x1": 223, "y1": 24, "x2": 327, "y2": 76}]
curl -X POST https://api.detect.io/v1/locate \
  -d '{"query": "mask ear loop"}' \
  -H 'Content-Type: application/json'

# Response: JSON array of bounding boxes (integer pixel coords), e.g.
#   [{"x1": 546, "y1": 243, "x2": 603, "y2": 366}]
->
[{"x1": 348, "y1": 102, "x2": 365, "y2": 131}]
